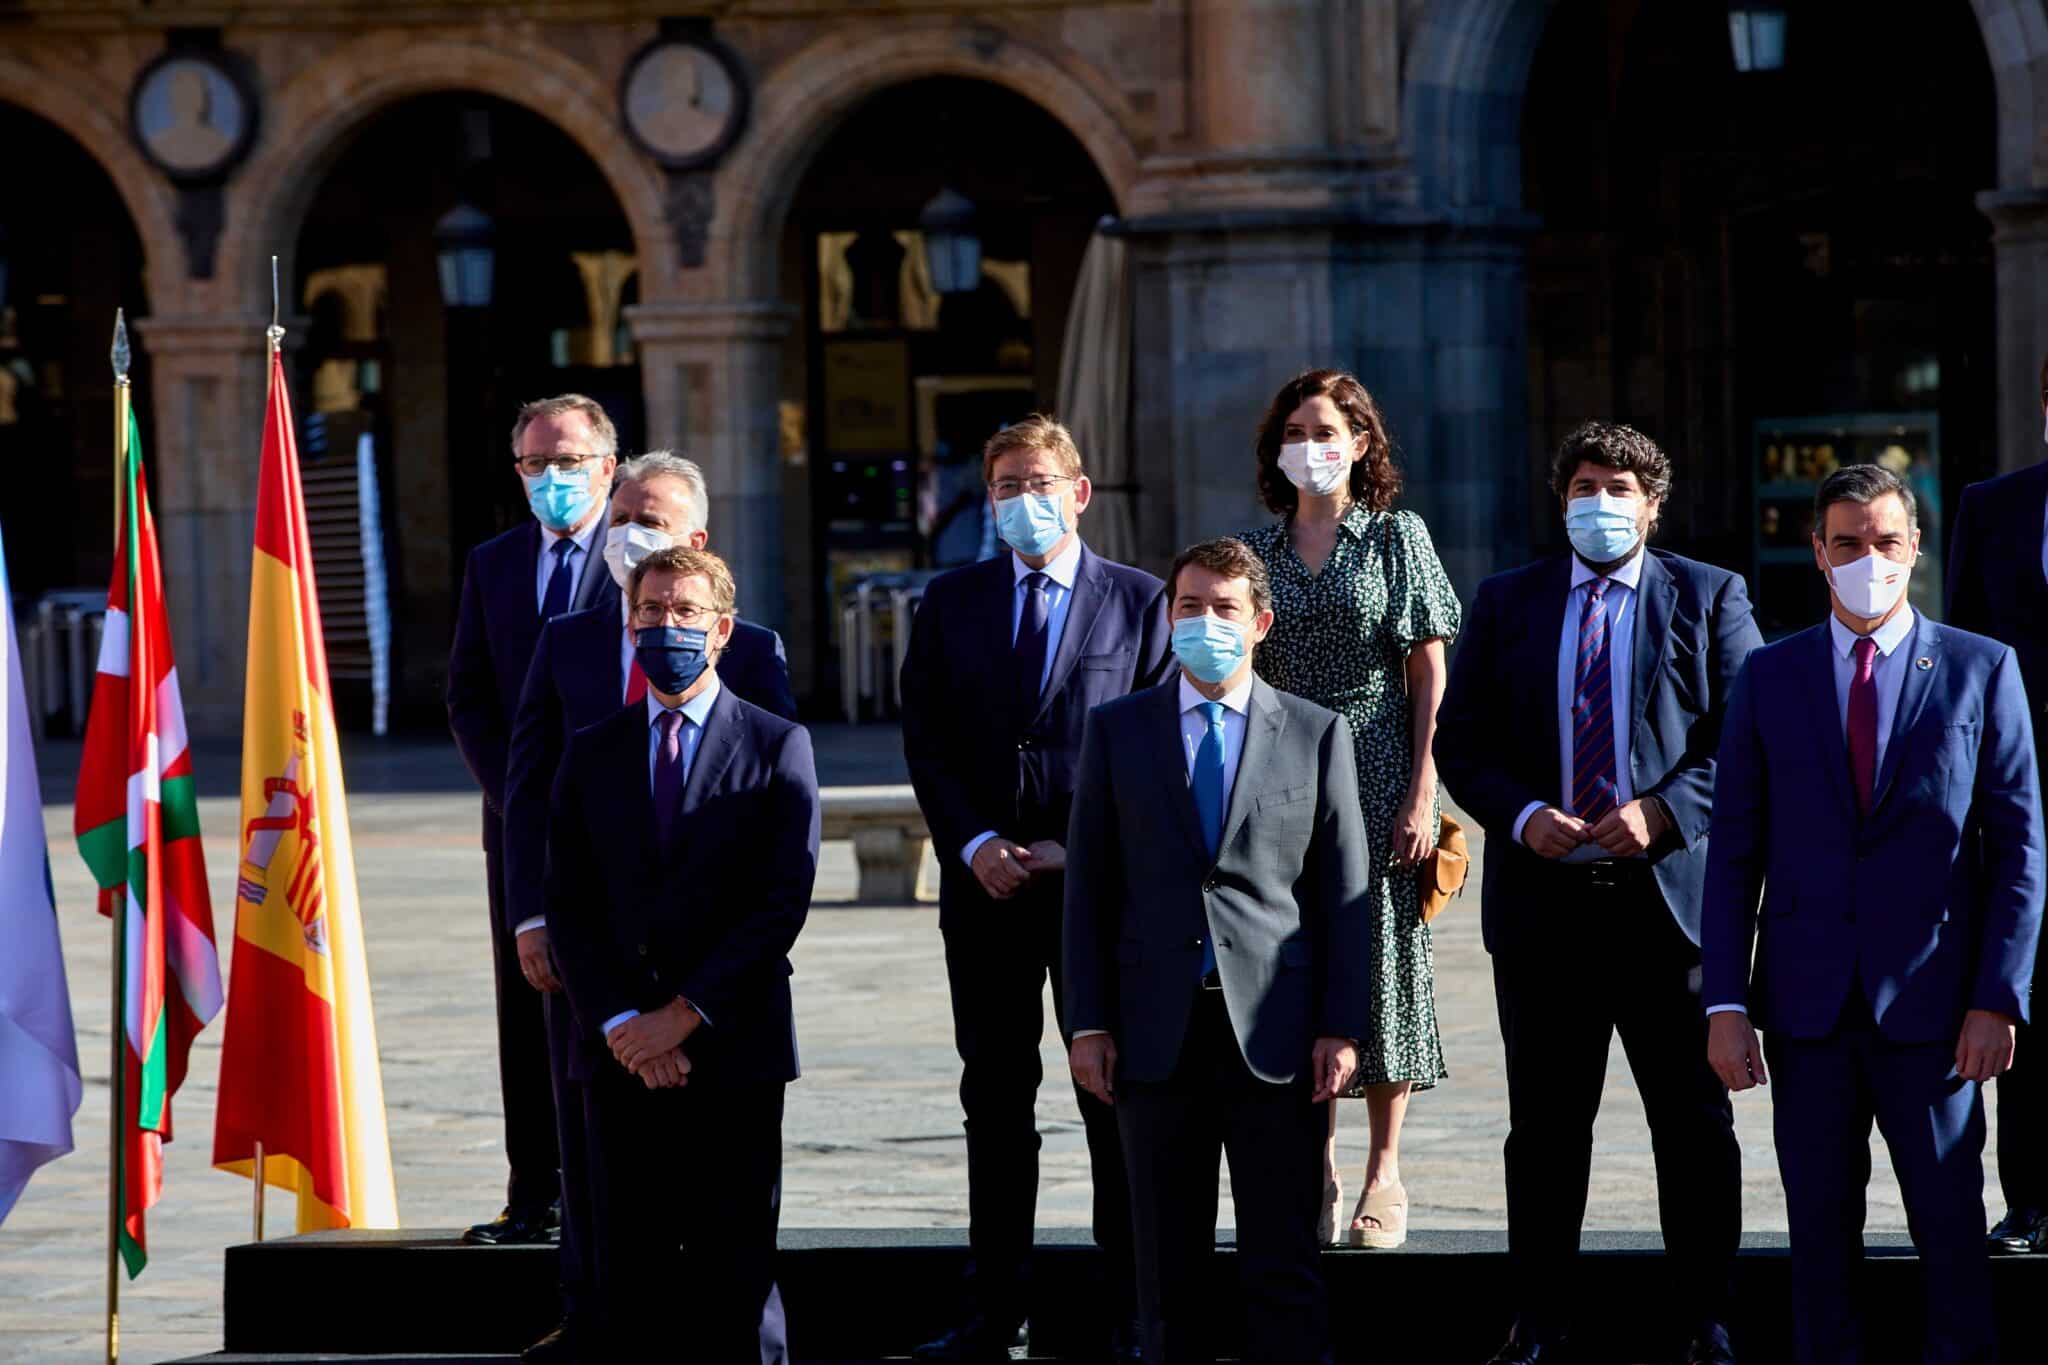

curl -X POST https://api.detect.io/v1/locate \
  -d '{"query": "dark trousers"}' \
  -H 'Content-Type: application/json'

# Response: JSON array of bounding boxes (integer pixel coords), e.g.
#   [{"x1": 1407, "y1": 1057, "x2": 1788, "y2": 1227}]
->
[
  {"x1": 582, "y1": 1060, "x2": 788, "y2": 1361},
  {"x1": 1770, "y1": 998, "x2": 1995, "y2": 1365},
  {"x1": 485, "y1": 835, "x2": 560, "y2": 1215},
  {"x1": 1995, "y1": 1009, "x2": 2048, "y2": 1215},
  {"x1": 1116, "y1": 988, "x2": 1330, "y2": 1365},
  {"x1": 1491, "y1": 870, "x2": 1740, "y2": 1341},
  {"x1": 543, "y1": 992, "x2": 592, "y2": 1329},
  {"x1": 941, "y1": 878, "x2": 1135, "y2": 1326}
]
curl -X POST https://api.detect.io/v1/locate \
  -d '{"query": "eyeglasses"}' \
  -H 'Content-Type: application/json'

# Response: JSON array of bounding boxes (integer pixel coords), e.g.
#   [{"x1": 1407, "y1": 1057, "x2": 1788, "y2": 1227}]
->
[
  {"x1": 514, "y1": 453, "x2": 601, "y2": 477},
  {"x1": 632, "y1": 601, "x2": 722, "y2": 628},
  {"x1": 989, "y1": 475, "x2": 1075, "y2": 499}
]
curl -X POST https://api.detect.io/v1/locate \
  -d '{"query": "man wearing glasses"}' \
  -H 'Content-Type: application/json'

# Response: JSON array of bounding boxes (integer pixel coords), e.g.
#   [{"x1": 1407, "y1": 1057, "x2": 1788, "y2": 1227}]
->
[
  {"x1": 546, "y1": 545, "x2": 819, "y2": 1360},
  {"x1": 447, "y1": 394, "x2": 618, "y2": 1249},
  {"x1": 900, "y1": 416, "x2": 1172, "y2": 1362}
]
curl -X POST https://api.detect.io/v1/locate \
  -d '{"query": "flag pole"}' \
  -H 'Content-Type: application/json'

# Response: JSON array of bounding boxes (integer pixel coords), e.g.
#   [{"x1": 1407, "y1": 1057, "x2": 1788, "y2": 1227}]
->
[
  {"x1": 250, "y1": 260, "x2": 281, "y2": 1250},
  {"x1": 252, "y1": 1141, "x2": 265, "y2": 1242},
  {"x1": 106, "y1": 311, "x2": 130, "y2": 1365}
]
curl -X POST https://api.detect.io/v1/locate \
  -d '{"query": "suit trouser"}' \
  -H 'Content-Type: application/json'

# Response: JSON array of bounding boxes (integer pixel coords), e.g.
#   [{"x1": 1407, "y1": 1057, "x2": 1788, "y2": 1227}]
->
[
  {"x1": 1490, "y1": 872, "x2": 1740, "y2": 1340},
  {"x1": 484, "y1": 833, "x2": 561, "y2": 1215},
  {"x1": 1995, "y1": 1008, "x2": 2048, "y2": 1215},
  {"x1": 1116, "y1": 987, "x2": 1330, "y2": 1365},
  {"x1": 1769, "y1": 1001, "x2": 1996, "y2": 1365},
  {"x1": 941, "y1": 877, "x2": 1136, "y2": 1325},
  {"x1": 582, "y1": 1061, "x2": 788, "y2": 1361},
  {"x1": 543, "y1": 992, "x2": 592, "y2": 1329}
]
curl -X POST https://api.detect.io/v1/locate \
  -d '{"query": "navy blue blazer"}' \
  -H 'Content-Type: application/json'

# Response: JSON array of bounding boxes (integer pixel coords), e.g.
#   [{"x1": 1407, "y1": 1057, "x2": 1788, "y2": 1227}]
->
[
  {"x1": 1434, "y1": 549, "x2": 1762, "y2": 952},
  {"x1": 447, "y1": 521, "x2": 617, "y2": 829},
  {"x1": 1948, "y1": 460, "x2": 2048, "y2": 778},
  {"x1": 500, "y1": 605, "x2": 798, "y2": 936},
  {"x1": 1701, "y1": 616, "x2": 2045, "y2": 1041},
  {"x1": 899, "y1": 542, "x2": 1173, "y2": 925},
  {"x1": 544, "y1": 688, "x2": 820, "y2": 1085}
]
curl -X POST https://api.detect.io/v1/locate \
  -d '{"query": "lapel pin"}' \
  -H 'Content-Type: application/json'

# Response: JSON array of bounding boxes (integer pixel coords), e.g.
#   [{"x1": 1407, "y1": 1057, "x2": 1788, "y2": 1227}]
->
[{"x1": 1915, "y1": 657, "x2": 1933, "y2": 671}]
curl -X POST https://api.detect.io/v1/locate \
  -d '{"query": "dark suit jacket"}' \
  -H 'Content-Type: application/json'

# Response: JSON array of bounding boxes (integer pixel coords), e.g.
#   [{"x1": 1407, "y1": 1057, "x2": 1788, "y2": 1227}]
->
[
  {"x1": 545, "y1": 689, "x2": 821, "y2": 1085},
  {"x1": 1701, "y1": 616, "x2": 2045, "y2": 1041},
  {"x1": 1948, "y1": 460, "x2": 2048, "y2": 780},
  {"x1": 1063, "y1": 676, "x2": 1373, "y2": 1086},
  {"x1": 447, "y1": 520, "x2": 617, "y2": 829},
  {"x1": 501, "y1": 604, "x2": 798, "y2": 935},
  {"x1": 1434, "y1": 549, "x2": 1761, "y2": 953},
  {"x1": 900, "y1": 543, "x2": 1172, "y2": 927}
]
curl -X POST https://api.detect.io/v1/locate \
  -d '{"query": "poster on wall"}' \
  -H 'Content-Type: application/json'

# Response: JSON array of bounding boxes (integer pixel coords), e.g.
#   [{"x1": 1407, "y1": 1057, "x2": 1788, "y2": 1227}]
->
[{"x1": 822, "y1": 338, "x2": 913, "y2": 454}]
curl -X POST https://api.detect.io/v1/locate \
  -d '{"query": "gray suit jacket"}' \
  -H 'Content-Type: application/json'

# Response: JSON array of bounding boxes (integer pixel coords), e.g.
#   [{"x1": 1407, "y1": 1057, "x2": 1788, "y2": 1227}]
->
[{"x1": 1062, "y1": 674, "x2": 1374, "y2": 1085}]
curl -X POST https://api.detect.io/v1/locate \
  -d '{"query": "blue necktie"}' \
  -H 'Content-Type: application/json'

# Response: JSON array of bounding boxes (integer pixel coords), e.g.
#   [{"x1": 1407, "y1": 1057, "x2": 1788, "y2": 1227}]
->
[
  {"x1": 541, "y1": 538, "x2": 577, "y2": 619},
  {"x1": 1571, "y1": 579, "x2": 1619, "y2": 822},
  {"x1": 1015, "y1": 571, "x2": 1051, "y2": 713},
  {"x1": 1192, "y1": 701, "x2": 1226, "y2": 979}
]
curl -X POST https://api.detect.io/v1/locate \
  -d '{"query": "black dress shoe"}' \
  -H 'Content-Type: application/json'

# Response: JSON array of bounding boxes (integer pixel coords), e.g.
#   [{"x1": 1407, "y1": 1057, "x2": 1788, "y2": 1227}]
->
[
  {"x1": 1989, "y1": 1207, "x2": 2048, "y2": 1254},
  {"x1": 1683, "y1": 1323, "x2": 1737, "y2": 1365},
  {"x1": 521, "y1": 1321, "x2": 577, "y2": 1364},
  {"x1": 462, "y1": 1203, "x2": 558, "y2": 1246},
  {"x1": 1107, "y1": 1315, "x2": 1144, "y2": 1361},
  {"x1": 911, "y1": 1315, "x2": 1027, "y2": 1361},
  {"x1": 1484, "y1": 1326, "x2": 1565, "y2": 1365}
]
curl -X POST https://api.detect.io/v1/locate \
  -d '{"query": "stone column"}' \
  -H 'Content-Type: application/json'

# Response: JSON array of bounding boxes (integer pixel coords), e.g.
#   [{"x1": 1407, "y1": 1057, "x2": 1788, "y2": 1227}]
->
[
  {"x1": 625, "y1": 301, "x2": 796, "y2": 631},
  {"x1": 1980, "y1": 189, "x2": 2048, "y2": 475},
  {"x1": 131, "y1": 313, "x2": 274, "y2": 736}
]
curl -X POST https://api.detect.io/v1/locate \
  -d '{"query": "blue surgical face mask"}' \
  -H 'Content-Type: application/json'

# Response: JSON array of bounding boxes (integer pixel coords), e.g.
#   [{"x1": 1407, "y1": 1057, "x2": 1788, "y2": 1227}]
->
[
  {"x1": 633, "y1": 625, "x2": 712, "y2": 696},
  {"x1": 1172, "y1": 613, "x2": 1249, "y2": 685},
  {"x1": 994, "y1": 492, "x2": 1068, "y2": 559},
  {"x1": 524, "y1": 465, "x2": 598, "y2": 532},
  {"x1": 1565, "y1": 491, "x2": 1642, "y2": 564}
]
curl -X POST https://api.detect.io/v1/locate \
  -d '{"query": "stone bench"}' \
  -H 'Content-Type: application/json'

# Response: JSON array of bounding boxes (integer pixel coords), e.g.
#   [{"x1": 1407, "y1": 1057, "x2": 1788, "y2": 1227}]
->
[{"x1": 821, "y1": 785, "x2": 934, "y2": 905}]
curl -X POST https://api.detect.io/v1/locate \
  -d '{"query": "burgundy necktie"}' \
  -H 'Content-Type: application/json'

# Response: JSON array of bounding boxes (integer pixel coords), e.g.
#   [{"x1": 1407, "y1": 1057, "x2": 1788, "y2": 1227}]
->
[
  {"x1": 1847, "y1": 636, "x2": 1878, "y2": 816},
  {"x1": 652, "y1": 710, "x2": 686, "y2": 844}
]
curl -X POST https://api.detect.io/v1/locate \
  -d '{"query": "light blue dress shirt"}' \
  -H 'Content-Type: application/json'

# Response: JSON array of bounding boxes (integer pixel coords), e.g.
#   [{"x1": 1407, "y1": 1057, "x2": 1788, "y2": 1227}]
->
[
  {"x1": 533, "y1": 514, "x2": 604, "y2": 613},
  {"x1": 959, "y1": 537, "x2": 1085, "y2": 867}
]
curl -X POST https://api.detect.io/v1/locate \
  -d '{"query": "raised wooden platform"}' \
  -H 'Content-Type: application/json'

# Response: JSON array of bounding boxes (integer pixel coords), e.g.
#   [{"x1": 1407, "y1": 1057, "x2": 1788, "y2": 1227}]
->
[{"x1": 164, "y1": 1227, "x2": 2048, "y2": 1364}]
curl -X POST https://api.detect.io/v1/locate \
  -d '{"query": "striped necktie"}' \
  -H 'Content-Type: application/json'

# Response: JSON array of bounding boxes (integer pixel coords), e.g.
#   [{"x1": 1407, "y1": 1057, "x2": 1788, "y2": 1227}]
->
[{"x1": 1571, "y1": 579, "x2": 1619, "y2": 823}]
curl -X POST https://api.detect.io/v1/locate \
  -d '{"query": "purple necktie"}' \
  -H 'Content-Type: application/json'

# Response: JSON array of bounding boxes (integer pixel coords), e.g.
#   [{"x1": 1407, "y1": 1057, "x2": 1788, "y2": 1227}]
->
[
  {"x1": 1571, "y1": 579, "x2": 1619, "y2": 823},
  {"x1": 653, "y1": 710, "x2": 686, "y2": 844},
  {"x1": 1848, "y1": 636, "x2": 1878, "y2": 816}
]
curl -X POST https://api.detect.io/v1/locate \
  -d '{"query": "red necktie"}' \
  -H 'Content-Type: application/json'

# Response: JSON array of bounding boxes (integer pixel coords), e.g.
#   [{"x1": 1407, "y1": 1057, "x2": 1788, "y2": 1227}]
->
[
  {"x1": 625, "y1": 656, "x2": 649, "y2": 705},
  {"x1": 1847, "y1": 636, "x2": 1878, "y2": 815}
]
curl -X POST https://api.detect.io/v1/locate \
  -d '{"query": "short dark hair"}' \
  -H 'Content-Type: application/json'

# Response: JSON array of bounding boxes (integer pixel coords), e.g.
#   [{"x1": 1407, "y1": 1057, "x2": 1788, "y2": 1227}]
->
[
  {"x1": 1168, "y1": 537, "x2": 1273, "y2": 617},
  {"x1": 1550, "y1": 421, "x2": 1673, "y2": 505},
  {"x1": 1252, "y1": 369, "x2": 1402, "y2": 516},
  {"x1": 1814, "y1": 464, "x2": 1918, "y2": 536}
]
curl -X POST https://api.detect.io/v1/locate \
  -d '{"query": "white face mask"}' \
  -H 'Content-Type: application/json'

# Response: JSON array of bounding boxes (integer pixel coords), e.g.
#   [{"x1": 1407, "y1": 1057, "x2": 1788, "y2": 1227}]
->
[
  {"x1": 602, "y1": 522, "x2": 675, "y2": 590},
  {"x1": 1277, "y1": 441, "x2": 1350, "y2": 497},
  {"x1": 1826, "y1": 549, "x2": 1914, "y2": 621}
]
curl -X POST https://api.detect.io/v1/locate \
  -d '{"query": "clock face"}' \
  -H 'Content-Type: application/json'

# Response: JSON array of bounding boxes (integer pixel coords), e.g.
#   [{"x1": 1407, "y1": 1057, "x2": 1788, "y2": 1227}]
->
[{"x1": 621, "y1": 39, "x2": 748, "y2": 170}]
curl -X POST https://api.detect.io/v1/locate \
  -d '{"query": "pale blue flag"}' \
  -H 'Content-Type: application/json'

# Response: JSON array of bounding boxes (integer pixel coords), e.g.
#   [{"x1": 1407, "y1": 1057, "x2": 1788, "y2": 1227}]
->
[{"x1": 0, "y1": 526, "x2": 82, "y2": 1224}]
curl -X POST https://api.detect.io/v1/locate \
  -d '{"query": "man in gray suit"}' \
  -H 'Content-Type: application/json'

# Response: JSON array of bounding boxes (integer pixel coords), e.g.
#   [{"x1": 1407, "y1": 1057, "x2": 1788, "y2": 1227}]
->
[{"x1": 1064, "y1": 536, "x2": 1373, "y2": 1365}]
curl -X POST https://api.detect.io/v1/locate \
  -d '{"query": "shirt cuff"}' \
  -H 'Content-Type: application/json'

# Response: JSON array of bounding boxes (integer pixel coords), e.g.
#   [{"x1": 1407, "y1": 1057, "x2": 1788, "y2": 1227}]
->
[
  {"x1": 1072, "y1": 1029, "x2": 1109, "y2": 1039},
  {"x1": 961, "y1": 831, "x2": 1000, "y2": 867},
  {"x1": 514, "y1": 917, "x2": 546, "y2": 936},
  {"x1": 1704, "y1": 1004, "x2": 1748, "y2": 1016},
  {"x1": 600, "y1": 1009, "x2": 640, "y2": 1038},
  {"x1": 681, "y1": 998, "x2": 711, "y2": 1028},
  {"x1": 1510, "y1": 801, "x2": 1548, "y2": 847}
]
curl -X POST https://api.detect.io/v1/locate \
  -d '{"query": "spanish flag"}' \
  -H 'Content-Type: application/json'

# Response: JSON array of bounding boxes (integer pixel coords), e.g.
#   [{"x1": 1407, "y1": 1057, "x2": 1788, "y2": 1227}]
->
[{"x1": 213, "y1": 333, "x2": 398, "y2": 1232}]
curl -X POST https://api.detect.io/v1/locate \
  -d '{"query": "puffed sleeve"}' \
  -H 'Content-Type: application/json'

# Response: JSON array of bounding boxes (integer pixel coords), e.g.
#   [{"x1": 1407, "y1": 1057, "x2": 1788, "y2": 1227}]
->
[{"x1": 1380, "y1": 510, "x2": 1462, "y2": 650}]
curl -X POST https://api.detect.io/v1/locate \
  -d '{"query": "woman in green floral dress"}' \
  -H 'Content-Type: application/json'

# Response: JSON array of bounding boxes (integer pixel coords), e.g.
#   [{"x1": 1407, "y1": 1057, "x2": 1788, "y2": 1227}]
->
[{"x1": 1236, "y1": 369, "x2": 1462, "y2": 1249}]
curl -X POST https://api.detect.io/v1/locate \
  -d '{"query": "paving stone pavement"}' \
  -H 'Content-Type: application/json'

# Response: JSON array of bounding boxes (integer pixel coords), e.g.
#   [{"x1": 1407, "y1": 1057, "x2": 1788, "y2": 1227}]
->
[{"x1": 1, "y1": 732, "x2": 1940, "y2": 1364}]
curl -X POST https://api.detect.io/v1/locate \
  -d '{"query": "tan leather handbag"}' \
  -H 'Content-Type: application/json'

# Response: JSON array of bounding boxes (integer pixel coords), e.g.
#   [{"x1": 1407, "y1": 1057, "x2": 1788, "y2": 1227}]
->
[{"x1": 1419, "y1": 813, "x2": 1469, "y2": 924}]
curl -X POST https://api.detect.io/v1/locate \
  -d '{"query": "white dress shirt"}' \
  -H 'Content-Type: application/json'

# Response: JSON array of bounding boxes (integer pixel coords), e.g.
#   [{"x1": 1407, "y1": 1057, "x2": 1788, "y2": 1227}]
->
[
  {"x1": 1511, "y1": 549, "x2": 1644, "y2": 861},
  {"x1": 960, "y1": 537, "x2": 1085, "y2": 867},
  {"x1": 598, "y1": 676, "x2": 722, "y2": 1040},
  {"x1": 1073, "y1": 670, "x2": 1255, "y2": 1042},
  {"x1": 533, "y1": 514, "x2": 605, "y2": 614},
  {"x1": 1707, "y1": 605, "x2": 1918, "y2": 1018}
]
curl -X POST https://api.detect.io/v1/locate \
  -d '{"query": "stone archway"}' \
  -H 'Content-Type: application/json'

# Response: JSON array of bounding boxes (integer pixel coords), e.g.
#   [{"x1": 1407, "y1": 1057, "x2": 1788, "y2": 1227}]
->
[{"x1": 218, "y1": 32, "x2": 677, "y2": 324}]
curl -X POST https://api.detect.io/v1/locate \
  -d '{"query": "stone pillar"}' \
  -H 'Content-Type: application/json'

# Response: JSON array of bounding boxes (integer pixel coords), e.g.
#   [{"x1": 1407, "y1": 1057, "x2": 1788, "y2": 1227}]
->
[
  {"x1": 626, "y1": 301, "x2": 796, "y2": 631},
  {"x1": 1980, "y1": 189, "x2": 2048, "y2": 476},
  {"x1": 132, "y1": 313, "x2": 274, "y2": 736}
]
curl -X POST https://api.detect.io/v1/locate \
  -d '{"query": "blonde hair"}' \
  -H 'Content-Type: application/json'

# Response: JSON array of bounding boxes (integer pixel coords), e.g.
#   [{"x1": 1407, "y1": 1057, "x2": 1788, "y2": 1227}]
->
[
  {"x1": 509, "y1": 393, "x2": 619, "y2": 459},
  {"x1": 628, "y1": 546, "x2": 737, "y2": 617},
  {"x1": 981, "y1": 414, "x2": 1084, "y2": 483}
]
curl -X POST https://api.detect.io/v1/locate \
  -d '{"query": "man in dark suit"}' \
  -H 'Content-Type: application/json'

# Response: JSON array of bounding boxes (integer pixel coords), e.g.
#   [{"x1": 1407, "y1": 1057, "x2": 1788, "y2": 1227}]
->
[
  {"x1": 1435, "y1": 422, "x2": 1760, "y2": 1365},
  {"x1": 446, "y1": 393, "x2": 619, "y2": 1247},
  {"x1": 1946, "y1": 359, "x2": 2048, "y2": 1257},
  {"x1": 900, "y1": 415, "x2": 1172, "y2": 1362},
  {"x1": 1064, "y1": 536, "x2": 1370, "y2": 1365},
  {"x1": 545, "y1": 545, "x2": 819, "y2": 1362},
  {"x1": 1705, "y1": 464, "x2": 2045, "y2": 1365},
  {"x1": 500, "y1": 450, "x2": 797, "y2": 1363}
]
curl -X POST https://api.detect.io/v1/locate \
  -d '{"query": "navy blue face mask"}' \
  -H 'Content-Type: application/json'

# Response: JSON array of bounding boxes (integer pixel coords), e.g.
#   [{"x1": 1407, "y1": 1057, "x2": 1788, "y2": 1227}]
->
[{"x1": 633, "y1": 625, "x2": 712, "y2": 695}]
